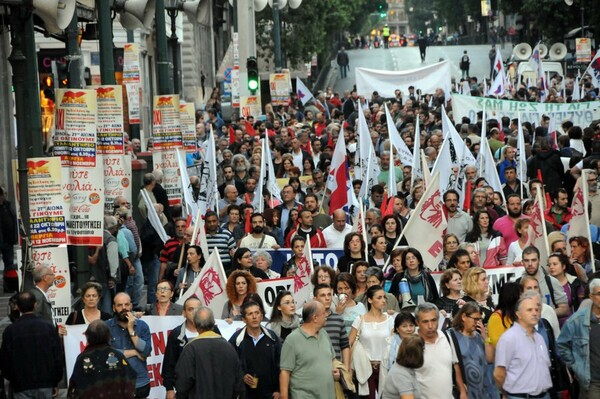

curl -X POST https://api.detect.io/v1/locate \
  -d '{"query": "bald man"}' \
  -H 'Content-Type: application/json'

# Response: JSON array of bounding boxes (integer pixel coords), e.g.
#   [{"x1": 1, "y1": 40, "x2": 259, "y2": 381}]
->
[{"x1": 322, "y1": 209, "x2": 353, "y2": 248}]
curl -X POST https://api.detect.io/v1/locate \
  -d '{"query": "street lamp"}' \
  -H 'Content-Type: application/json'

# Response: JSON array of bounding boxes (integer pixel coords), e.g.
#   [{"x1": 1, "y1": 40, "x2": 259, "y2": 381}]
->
[{"x1": 267, "y1": 0, "x2": 302, "y2": 71}]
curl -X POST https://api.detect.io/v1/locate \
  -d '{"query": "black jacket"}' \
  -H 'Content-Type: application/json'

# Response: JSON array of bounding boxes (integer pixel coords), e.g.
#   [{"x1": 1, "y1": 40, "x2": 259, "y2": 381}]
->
[{"x1": 0, "y1": 313, "x2": 63, "y2": 392}]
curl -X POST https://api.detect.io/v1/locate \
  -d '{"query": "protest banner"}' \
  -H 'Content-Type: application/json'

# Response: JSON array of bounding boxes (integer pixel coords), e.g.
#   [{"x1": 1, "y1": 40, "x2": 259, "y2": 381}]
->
[
  {"x1": 62, "y1": 164, "x2": 104, "y2": 246},
  {"x1": 451, "y1": 94, "x2": 600, "y2": 127},
  {"x1": 64, "y1": 316, "x2": 246, "y2": 399},
  {"x1": 356, "y1": 60, "x2": 452, "y2": 98},
  {"x1": 179, "y1": 101, "x2": 197, "y2": 153},
  {"x1": 53, "y1": 89, "x2": 98, "y2": 167},
  {"x1": 103, "y1": 154, "x2": 132, "y2": 213},
  {"x1": 240, "y1": 95, "x2": 263, "y2": 118},
  {"x1": 152, "y1": 95, "x2": 182, "y2": 149},
  {"x1": 255, "y1": 248, "x2": 344, "y2": 274},
  {"x1": 94, "y1": 85, "x2": 125, "y2": 154},
  {"x1": 123, "y1": 43, "x2": 142, "y2": 124},
  {"x1": 32, "y1": 245, "x2": 71, "y2": 325},
  {"x1": 27, "y1": 157, "x2": 68, "y2": 246},
  {"x1": 125, "y1": 84, "x2": 142, "y2": 125},
  {"x1": 269, "y1": 71, "x2": 292, "y2": 106},
  {"x1": 152, "y1": 150, "x2": 183, "y2": 206}
]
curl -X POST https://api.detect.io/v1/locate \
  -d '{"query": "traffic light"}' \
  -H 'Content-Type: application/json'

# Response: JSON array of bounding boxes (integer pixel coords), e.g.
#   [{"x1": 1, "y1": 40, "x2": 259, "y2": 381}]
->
[{"x1": 246, "y1": 56, "x2": 259, "y2": 93}]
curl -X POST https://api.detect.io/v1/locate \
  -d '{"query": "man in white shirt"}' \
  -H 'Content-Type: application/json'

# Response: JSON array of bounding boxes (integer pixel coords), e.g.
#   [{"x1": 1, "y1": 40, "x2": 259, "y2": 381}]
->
[
  {"x1": 240, "y1": 213, "x2": 279, "y2": 249},
  {"x1": 322, "y1": 210, "x2": 352, "y2": 248}
]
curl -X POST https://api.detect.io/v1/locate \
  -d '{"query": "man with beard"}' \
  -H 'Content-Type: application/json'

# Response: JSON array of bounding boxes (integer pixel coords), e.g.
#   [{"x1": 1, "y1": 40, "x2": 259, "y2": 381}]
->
[
  {"x1": 493, "y1": 194, "x2": 523, "y2": 247},
  {"x1": 304, "y1": 193, "x2": 332, "y2": 230},
  {"x1": 106, "y1": 293, "x2": 152, "y2": 399},
  {"x1": 284, "y1": 209, "x2": 326, "y2": 248},
  {"x1": 240, "y1": 213, "x2": 280, "y2": 249},
  {"x1": 502, "y1": 166, "x2": 527, "y2": 199},
  {"x1": 444, "y1": 189, "x2": 472, "y2": 242},
  {"x1": 545, "y1": 188, "x2": 572, "y2": 231}
]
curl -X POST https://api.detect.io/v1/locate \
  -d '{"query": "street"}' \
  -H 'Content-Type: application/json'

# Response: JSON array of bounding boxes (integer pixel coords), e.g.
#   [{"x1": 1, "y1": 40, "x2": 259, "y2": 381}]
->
[{"x1": 333, "y1": 43, "x2": 514, "y2": 94}]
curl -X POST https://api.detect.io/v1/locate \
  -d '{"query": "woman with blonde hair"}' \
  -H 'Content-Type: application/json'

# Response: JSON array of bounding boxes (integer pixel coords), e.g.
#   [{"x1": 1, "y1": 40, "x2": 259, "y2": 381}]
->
[
  {"x1": 454, "y1": 267, "x2": 494, "y2": 324},
  {"x1": 221, "y1": 270, "x2": 257, "y2": 322}
]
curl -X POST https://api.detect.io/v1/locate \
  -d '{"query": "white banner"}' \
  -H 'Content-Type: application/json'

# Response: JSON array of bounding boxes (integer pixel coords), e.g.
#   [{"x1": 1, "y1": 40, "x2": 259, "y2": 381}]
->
[
  {"x1": 32, "y1": 245, "x2": 71, "y2": 325},
  {"x1": 356, "y1": 60, "x2": 452, "y2": 98},
  {"x1": 152, "y1": 150, "x2": 183, "y2": 206},
  {"x1": 63, "y1": 316, "x2": 246, "y2": 399},
  {"x1": 103, "y1": 154, "x2": 132, "y2": 214},
  {"x1": 451, "y1": 94, "x2": 600, "y2": 127}
]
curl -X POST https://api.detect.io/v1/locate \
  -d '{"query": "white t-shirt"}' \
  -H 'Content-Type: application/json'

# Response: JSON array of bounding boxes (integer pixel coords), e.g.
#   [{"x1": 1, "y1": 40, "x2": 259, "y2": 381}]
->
[
  {"x1": 322, "y1": 224, "x2": 353, "y2": 248},
  {"x1": 352, "y1": 315, "x2": 395, "y2": 361},
  {"x1": 239, "y1": 234, "x2": 278, "y2": 249},
  {"x1": 415, "y1": 334, "x2": 457, "y2": 399}
]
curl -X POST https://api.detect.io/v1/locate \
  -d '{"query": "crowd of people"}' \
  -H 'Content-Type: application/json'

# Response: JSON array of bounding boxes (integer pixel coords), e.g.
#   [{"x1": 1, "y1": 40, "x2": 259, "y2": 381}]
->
[{"x1": 3, "y1": 56, "x2": 600, "y2": 398}]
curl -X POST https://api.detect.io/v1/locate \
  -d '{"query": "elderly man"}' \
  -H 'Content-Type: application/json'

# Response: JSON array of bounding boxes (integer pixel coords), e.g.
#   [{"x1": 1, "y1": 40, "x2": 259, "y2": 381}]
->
[
  {"x1": 280, "y1": 301, "x2": 338, "y2": 399},
  {"x1": 218, "y1": 185, "x2": 244, "y2": 224},
  {"x1": 31, "y1": 265, "x2": 55, "y2": 323},
  {"x1": 494, "y1": 291, "x2": 552, "y2": 399},
  {"x1": 175, "y1": 307, "x2": 244, "y2": 398},
  {"x1": 323, "y1": 209, "x2": 353, "y2": 248}
]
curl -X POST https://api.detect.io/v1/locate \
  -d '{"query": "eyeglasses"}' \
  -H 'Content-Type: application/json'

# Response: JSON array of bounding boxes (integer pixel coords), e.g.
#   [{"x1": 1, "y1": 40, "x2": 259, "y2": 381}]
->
[
  {"x1": 467, "y1": 315, "x2": 483, "y2": 322},
  {"x1": 281, "y1": 300, "x2": 297, "y2": 306},
  {"x1": 157, "y1": 287, "x2": 172, "y2": 292}
]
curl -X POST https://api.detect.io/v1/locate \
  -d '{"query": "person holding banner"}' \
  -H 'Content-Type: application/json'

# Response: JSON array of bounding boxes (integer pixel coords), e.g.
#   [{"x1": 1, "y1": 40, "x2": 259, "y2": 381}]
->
[
  {"x1": 175, "y1": 245, "x2": 205, "y2": 297},
  {"x1": 222, "y1": 270, "x2": 257, "y2": 322},
  {"x1": 282, "y1": 236, "x2": 307, "y2": 277}
]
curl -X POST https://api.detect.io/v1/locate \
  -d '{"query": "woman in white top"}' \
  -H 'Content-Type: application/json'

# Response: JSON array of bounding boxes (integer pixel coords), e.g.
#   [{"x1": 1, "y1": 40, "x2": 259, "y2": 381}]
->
[
  {"x1": 349, "y1": 285, "x2": 395, "y2": 399},
  {"x1": 506, "y1": 218, "x2": 530, "y2": 266}
]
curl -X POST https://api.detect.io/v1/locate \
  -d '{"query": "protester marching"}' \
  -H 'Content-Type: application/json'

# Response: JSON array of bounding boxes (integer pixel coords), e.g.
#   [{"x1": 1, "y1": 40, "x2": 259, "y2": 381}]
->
[{"x1": 4, "y1": 43, "x2": 600, "y2": 399}]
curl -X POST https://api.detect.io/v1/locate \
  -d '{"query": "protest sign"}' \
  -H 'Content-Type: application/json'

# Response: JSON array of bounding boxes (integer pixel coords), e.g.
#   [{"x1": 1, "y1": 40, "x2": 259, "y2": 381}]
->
[
  {"x1": 27, "y1": 157, "x2": 68, "y2": 246},
  {"x1": 32, "y1": 245, "x2": 71, "y2": 325},
  {"x1": 452, "y1": 94, "x2": 600, "y2": 127},
  {"x1": 356, "y1": 60, "x2": 451, "y2": 98},
  {"x1": 64, "y1": 316, "x2": 246, "y2": 399},
  {"x1": 94, "y1": 85, "x2": 124, "y2": 154},
  {"x1": 152, "y1": 95, "x2": 182, "y2": 149},
  {"x1": 103, "y1": 154, "x2": 132, "y2": 213},
  {"x1": 53, "y1": 89, "x2": 98, "y2": 167}
]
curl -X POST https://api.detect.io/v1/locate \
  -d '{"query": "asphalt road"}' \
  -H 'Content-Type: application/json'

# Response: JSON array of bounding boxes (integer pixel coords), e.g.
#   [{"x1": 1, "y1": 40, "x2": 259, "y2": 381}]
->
[{"x1": 332, "y1": 43, "x2": 515, "y2": 94}]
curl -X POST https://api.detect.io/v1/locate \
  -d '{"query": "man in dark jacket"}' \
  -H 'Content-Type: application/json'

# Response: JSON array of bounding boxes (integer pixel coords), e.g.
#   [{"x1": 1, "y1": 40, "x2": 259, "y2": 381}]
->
[
  {"x1": 0, "y1": 292, "x2": 63, "y2": 398},
  {"x1": 229, "y1": 301, "x2": 282, "y2": 399},
  {"x1": 527, "y1": 137, "x2": 565, "y2": 195},
  {"x1": 336, "y1": 47, "x2": 349, "y2": 79},
  {"x1": 175, "y1": 307, "x2": 244, "y2": 399}
]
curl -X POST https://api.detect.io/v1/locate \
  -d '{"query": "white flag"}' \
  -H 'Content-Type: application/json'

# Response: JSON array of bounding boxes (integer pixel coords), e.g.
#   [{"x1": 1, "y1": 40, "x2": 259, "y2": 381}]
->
[
  {"x1": 191, "y1": 207, "x2": 210, "y2": 261},
  {"x1": 140, "y1": 189, "x2": 169, "y2": 243},
  {"x1": 176, "y1": 248, "x2": 228, "y2": 313},
  {"x1": 384, "y1": 104, "x2": 413, "y2": 168},
  {"x1": 176, "y1": 148, "x2": 199, "y2": 218},
  {"x1": 198, "y1": 126, "x2": 219, "y2": 215},
  {"x1": 568, "y1": 172, "x2": 592, "y2": 241},
  {"x1": 357, "y1": 105, "x2": 380, "y2": 199},
  {"x1": 528, "y1": 188, "x2": 550, "y2": 266},
  {"x1": 516, "y1": 113, "x2": 528, "y2": 196},
  {"x1": 296, "y1": 77, "x2": 314, "y2": 106},
  {"x1": 479, "y1": 110, "x2": 504, "y2": 198},
  {"x1": 402, "y1": 172, "x2": 447, "y2": 271},
  {"x1": 572, "y1": 73, "x2": 581, "y2": 101},
  {"x1": 411, "y1": 120, "x2": 423, "y2": 188}
]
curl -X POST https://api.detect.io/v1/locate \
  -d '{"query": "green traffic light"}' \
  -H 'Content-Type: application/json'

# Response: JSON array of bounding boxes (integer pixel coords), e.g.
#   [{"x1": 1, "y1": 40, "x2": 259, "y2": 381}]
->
[{"x1": 248, "y1": 80, "x2": 259, "y2": 91}]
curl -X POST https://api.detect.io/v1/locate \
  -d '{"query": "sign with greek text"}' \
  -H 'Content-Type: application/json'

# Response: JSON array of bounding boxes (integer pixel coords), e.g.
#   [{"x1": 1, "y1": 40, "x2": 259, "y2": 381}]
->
[
  {"x1": 152, "y1": 95, "x2": 182, "y2": 149},
  {"x1": 451, "y1": 94, "x2": 600, "y2": 127},
  {"x1": 27, "y1": 157, "x2": 68, "y2": 246},
  {"x1": 103, "y1": 154, "x2": 132, "y2": 213},
  {"x1": 152, "y1": 150, "x2": 183, "y2": 206},
  {"x1": 94, "y1": 85, "x2": 125, "y2": 154},
  {"x1": 32, "y1": 245, "x2": 71, "y2": 325},
  {"x1": 53, "y1": 89, "x2": 98, "y2": 167},
  {"x1": 179, "y1": 101, "x2": 197, "y2": 153}
]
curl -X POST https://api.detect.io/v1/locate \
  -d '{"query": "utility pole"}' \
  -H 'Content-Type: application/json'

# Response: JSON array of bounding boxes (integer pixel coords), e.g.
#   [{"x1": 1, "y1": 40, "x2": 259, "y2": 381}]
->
[{"x1": 155, "y1": 0, "x2": 173, "y2": 95}]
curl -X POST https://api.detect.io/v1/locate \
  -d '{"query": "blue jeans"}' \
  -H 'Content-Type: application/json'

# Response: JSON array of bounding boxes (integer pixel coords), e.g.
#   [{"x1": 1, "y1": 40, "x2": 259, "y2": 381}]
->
[
  {"x1": 99, "y1": 286, "x2": 114, "y2": 314},
  {"x1": 126, "y1": 257, "x2": 144, "y2": 309},
  {"x1": 143, "y1": 254, "x2": 159, "y2": 305},
  {"x1": 13, "y1": 388, "x2": 53, "y2": 399}
]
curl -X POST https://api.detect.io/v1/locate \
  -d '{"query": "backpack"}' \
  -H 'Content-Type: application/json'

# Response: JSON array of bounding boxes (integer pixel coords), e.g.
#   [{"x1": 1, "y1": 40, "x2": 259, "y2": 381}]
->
[
  {"x1": 460, "y1": 55, "x2": 469, "y2": 69},
  {"x1": 443, "y1": 329, "x2": 465, "y2": 399}
]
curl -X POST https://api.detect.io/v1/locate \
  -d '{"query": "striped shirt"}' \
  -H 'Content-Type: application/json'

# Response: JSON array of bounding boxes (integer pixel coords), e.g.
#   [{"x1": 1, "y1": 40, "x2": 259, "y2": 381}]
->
[
  {"x1": 323, "y1": 310, "x2": 350, "y2": 361},
  {"x1": 206, "y1": 228, "x2": 236, "y2": 268}
]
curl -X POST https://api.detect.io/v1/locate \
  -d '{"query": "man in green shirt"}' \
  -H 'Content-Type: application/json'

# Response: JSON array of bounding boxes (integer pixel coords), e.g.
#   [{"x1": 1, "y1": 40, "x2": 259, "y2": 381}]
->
[{"x1": 279, "y1": 301, "x2": 338, "y2": 399}]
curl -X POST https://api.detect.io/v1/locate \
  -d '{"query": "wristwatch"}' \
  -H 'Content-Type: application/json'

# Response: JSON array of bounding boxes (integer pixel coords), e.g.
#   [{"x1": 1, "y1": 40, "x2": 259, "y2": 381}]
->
[{"x1": 129, "y1": 331, "x2": 136, "y2": 337}]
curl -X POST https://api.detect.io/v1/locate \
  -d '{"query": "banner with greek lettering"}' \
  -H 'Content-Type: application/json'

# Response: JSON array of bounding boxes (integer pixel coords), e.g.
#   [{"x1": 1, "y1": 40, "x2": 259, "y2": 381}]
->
[
  {"x1": 104, "y1": 155, "x2": 132, "y2": 213},
  {"x1": 152, "y1": 95, "x2": 182, "y2": 149},
  {"x1": 53, "y1": 89, "x2": 98, "y2": 167},
  {"x1": 179, "y1": 102, "x2": 197, "y2": 153},
  {"x1": 356, "y1": 60, "x2": 452, "y2": 98},
  {"x1": 451, "y1": 94, "x2": 600, "y2": 127},
  {"x1": 32, "y1": 245, "x2": 71, "y2": 325},
  {"x1": 431, "y1": 266, "x2": 524, "y2": 298},
  {"x1": 62, "y1": 164, "x2": 105, "y2": 246},
  {"x1": 63, "y1": 316, "x2": 246, "y2": 399},
  {"x1": 94, "y1": 85, "x2": 124, "y2": 155},
  {"x1": 152, "y1": 150, "x2": 183, "y2": 206},
  {"x1": 27, "y1": 157, "x2": 68, "y2": 246},
  {"x1": 255, "y1": 249, "x2": 344, "y2": 274}
]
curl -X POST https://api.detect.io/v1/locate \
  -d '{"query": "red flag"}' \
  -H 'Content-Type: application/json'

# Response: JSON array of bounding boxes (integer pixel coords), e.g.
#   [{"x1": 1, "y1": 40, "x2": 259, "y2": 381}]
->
[
  {"x1": 244, "y1": 209, "x2": 251, "y2": 234},
  {"x1": 463, "y1": 180, "x2": 472, "y2": 211},
  {"x1": 244, "y1": 120, "x2": 256, "y2": 136},
  {"x1": 185, "y1": 215, "x2": 193, "y2": 228},
  {"x1": 384, "y1": 195, "x2": 395, "y2": 216},
  {"x1": 228, "y1": 125, "x2": 235, "y2": 144},
  {"x1": 380, "y1": 191, "x2": 388, "y2": 215}
]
